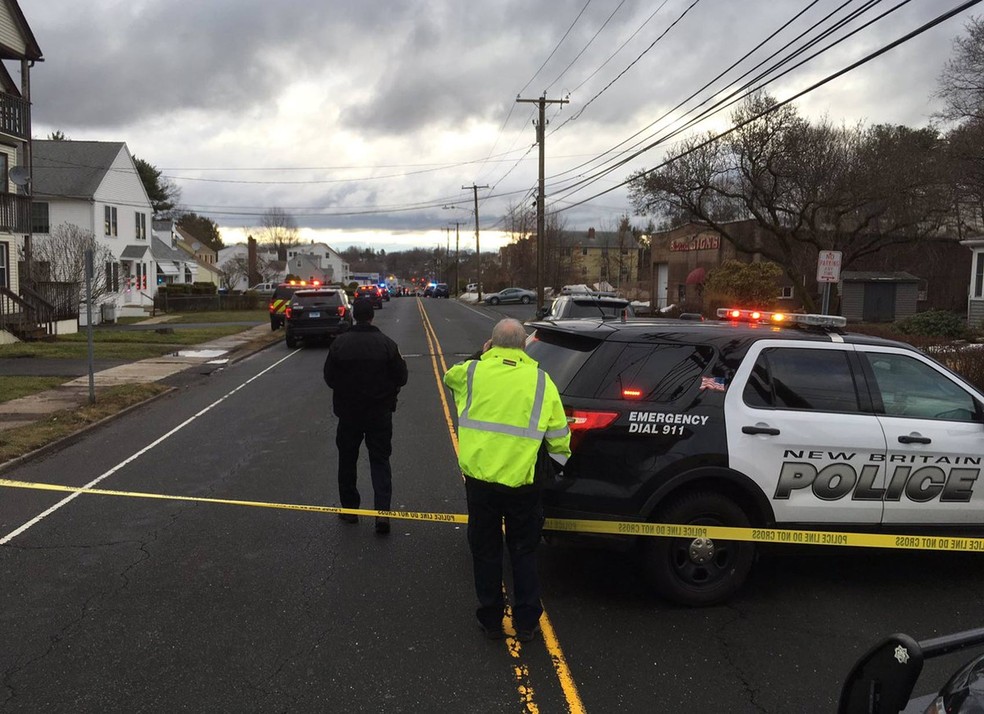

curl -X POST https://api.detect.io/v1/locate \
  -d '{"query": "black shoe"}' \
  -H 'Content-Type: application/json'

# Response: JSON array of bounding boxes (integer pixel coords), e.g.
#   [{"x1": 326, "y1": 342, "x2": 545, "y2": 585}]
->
[
  {"x1": 337, "y1": 512, "x2": 358, "y2": 524},
  {"x1": 515, "y1": 625, "x2": 540, "y2": 643},
  {"x1": 375, "y1": 517, "x2": 390, "y2": 534},
  {"x1": 479, "y1": 624, "x2": 504, "y2": 640}
]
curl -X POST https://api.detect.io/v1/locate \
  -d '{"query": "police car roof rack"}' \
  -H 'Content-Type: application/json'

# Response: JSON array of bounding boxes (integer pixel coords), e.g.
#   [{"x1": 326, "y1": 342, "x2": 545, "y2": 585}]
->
[{"x1": 716, "y1": 308, "x2": 847, "y2": 333}]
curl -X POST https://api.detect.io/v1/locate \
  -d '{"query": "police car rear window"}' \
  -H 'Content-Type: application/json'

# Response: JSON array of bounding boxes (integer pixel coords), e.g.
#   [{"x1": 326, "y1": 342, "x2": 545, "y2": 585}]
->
[
  {"x1": 526, "y1": 329, "x2": 600, "y2": 391},
  {"x1": 294, "y1": 292, "x2": 343, "y2": 307},
  {"x1": 586, "y1": 342, "x2": 714, "y2": 402},
  {"x1": 743, "y1": 347, "x2": 863, "y2": 413},
  {"x1": 568, "y1": 300, "x2": 630, "y2": 318}
]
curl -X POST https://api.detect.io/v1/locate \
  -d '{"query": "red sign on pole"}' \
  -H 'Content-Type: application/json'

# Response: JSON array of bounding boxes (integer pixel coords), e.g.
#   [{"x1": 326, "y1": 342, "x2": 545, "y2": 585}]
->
[{"x1": 817, "y1": 250, "x2": 842, "y2": 283}]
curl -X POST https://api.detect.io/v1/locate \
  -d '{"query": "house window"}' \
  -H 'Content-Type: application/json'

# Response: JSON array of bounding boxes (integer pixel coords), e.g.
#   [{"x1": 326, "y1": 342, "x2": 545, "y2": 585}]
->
[
  {"x1": 678, "y1": 284, "x2": 687, "y2": 301},
  {"x1": 778, "y1": 286, "x2": 794, "y2": 300},
  {"x1": 31, "y1": 202, "x2": 49, "y2": 233},
  {"x1": 135, "y1": 212, "x2": 147, "y2": 240},
  {"x1": 104, "y1": 261, "x2": 120, "y2": 292},
  {"x1": 0, "y1": 241, "x2": 8, "y2": 288},
  {"x1": 104, "y1": 206, "x2": 118, "y2": 236},
  {"x1": 581, "y1": 247, "x2": 588, "y2": 256},
  {"x1": 975, "y1": 252, "x2": 984, "y2": 299}
]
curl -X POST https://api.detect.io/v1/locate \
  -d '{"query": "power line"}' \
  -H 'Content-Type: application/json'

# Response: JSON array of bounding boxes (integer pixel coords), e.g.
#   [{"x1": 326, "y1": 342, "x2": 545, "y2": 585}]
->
[{"x1": 552, "y1": 0, "x2": 984, "y2": 215}]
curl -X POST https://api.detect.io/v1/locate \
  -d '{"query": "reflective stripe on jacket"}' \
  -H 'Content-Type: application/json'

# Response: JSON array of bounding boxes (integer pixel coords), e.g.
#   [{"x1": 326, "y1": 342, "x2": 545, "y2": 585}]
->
[{"x1": 443, "y1": 346, "x2": 571, "y2": 488}]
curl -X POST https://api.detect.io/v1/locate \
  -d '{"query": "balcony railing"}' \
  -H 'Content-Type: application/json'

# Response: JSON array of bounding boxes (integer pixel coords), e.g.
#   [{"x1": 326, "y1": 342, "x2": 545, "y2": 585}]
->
[
  {"x1": 0, "y1": 193, "x2": 31, "y2": 233},
  {"x1": 0, "y1": 93, "x2": 28, "y2": 140}
]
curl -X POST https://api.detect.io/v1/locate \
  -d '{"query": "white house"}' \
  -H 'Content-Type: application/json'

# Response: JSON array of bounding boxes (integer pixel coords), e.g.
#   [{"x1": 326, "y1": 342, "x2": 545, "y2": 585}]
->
[
  {"x1": 961, "y1": 236, "x2": 984, "y2": 329},
  {"x1": 218, "y1": 240, "x2": 350, "y2": 290},
  {"x1": 0, "y1": 0, "x2": 44, "y2": 342},
  {"x1": 151, "y1": 220, "x2": 197, "y2": 286},
  {"x1": 32, "y1": 140, "x2": 157, "y2": 317}
]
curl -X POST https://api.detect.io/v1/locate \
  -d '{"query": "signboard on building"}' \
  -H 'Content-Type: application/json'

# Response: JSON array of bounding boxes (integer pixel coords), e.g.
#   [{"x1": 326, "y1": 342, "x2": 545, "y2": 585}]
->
[
  {"x1": 816, "y1": 250, "x2": 843, "y2": 283},
  {"x1": 669, "y1": 233, "x2": 720, "y2": 252}
]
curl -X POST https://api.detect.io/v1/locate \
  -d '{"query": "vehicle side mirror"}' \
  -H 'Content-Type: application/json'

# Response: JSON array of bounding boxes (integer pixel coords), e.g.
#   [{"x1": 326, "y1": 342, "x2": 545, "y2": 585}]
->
[{"x1": 535, "y1": 307, "x2": 549, "y2": 320}]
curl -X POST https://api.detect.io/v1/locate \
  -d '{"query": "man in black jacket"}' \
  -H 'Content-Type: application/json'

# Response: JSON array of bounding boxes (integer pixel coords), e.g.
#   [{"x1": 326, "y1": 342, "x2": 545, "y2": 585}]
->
[{"x1": 323, "y1": 298, "x2": 408, "y2": 534}]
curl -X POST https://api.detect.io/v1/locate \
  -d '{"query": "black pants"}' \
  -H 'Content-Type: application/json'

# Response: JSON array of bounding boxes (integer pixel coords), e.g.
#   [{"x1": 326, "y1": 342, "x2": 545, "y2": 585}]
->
[
  {"x1": 336, "y1": 412, "x2": 393, "y2": 511},
  {"x1": 464, "y1": 476, "x2": 544, "y2": 633}
]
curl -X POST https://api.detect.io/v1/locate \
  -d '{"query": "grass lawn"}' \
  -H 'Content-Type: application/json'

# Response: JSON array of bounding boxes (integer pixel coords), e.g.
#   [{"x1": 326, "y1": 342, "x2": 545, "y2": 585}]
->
[
  {"x1": 0, "y1": 376, "x2": 72, "y2": 402},
  {"x1": 0, "y1": 314, "x2": 259, "y2": 361},
  {"x1": 163, "y1": 309, "x2": 269, "y2": 323},
  {"x1": 0, "y1": 383, "x2": 171, "y2": 463}
]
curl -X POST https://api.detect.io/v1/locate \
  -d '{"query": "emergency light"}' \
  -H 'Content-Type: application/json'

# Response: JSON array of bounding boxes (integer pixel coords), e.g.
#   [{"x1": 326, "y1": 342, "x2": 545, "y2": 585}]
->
[{"x1": 716, "y1": 308, "x2": 846, "y2": 329}]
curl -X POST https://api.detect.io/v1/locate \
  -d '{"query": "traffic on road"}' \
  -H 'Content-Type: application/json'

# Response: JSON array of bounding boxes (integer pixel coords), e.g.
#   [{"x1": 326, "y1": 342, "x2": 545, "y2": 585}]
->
[{"x1": 2, "y1": 297, "x2": 984, "y2": 712}]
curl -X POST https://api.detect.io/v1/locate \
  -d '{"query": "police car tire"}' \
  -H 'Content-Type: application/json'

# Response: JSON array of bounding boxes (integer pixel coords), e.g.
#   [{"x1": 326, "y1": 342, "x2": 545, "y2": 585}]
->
[
  {"x1": 285, "y1": 332, "x2": 297, "y2": 349},
  {"x1": 642, "y1": 491, "x2": 755, "y2": 607}
]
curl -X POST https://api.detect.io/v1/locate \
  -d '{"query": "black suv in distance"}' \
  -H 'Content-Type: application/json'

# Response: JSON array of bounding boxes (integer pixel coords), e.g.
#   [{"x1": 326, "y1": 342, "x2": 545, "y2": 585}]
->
[
  {"x1": 284, "y1": 288, "x2": 352, "y2": 348},
  {"x1": 354, "y1": 285, "x2": 383, "y2": 309},
  {"x1": 540, "y1": 294, "x2": 634, "y2": 320},
  {"x1": 525, "y1": 312, "x2": 984, "y2": 606},
  {"x1": 432, "y1": 283, "x2": 450, "y2": 298}
]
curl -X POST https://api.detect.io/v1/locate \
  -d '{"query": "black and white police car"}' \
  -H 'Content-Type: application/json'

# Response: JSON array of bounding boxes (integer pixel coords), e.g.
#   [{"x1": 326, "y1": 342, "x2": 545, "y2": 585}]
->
[{"x1": 525, "y1": 308, "x2": 984, "y2": 606}]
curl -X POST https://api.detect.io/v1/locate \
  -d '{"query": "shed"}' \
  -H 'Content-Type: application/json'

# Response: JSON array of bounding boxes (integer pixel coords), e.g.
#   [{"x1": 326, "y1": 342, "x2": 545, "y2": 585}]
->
[{"x1": 839, "y1": 271, "x2": 920, "y2": 323}]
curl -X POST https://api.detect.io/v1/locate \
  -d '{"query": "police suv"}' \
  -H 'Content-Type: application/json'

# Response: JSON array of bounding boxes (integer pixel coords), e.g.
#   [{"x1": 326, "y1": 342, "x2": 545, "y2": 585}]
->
[{"x1": 525, "y1": 309, "x2": 984, "y2": 606}]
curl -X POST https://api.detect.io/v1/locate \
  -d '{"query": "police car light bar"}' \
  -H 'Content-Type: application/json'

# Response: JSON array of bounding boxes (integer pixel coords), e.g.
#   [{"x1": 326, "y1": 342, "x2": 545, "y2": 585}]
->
[{"x1": 716, "y1": 308, "x2": 846, "y2": 329}]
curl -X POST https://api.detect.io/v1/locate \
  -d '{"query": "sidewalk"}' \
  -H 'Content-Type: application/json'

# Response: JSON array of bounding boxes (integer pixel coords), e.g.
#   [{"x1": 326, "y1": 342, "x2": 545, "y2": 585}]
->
[{"x1": 0, "y1": 322, "x2": 283, "y2": 434}]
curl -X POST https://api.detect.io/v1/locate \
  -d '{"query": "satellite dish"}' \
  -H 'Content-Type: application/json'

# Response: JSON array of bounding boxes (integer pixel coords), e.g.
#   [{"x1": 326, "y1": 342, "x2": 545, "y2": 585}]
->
[
  {"x1": 9, "y1": 166, "x2": 29, "y2": 186},
  {"x1": 191, "y1": 241, "x2": 202, "y2": 251}
]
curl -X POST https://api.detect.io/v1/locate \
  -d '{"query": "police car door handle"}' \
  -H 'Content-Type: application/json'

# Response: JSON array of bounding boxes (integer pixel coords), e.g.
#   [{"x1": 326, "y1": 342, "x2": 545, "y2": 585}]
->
[
  {"x1": 742, "y1": 425, "x2": 780, "y2": 436},
  {"x1": 898, "y1": 434, "x2": 932, "y2": 445}
]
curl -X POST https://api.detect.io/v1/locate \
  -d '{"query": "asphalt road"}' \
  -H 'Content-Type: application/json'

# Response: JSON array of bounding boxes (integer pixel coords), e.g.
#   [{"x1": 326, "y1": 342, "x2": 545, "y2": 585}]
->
[{"x1": 1, "y1": 297, "x2": 982, "y2": 712}]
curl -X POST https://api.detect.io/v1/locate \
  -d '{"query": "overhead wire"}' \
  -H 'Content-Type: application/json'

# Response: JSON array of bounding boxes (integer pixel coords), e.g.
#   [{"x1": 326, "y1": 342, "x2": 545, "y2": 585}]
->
[
  {"x1": 551, "y1": 0, "x2": 984, "y2": 215},
  {"x1": 540, "y1": 0, "x2": 912, "y2": 203}
]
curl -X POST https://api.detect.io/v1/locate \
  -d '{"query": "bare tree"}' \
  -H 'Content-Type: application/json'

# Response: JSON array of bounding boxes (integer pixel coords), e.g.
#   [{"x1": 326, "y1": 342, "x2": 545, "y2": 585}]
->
[
  {"x1": 33, "y1": 223, "x2": 115, "y2": 301},
  {"x1": 259, "y1": 207, "x2": 300, "y2": 261},
  {"x1": 936, "y1": 17, "x2": 984, "y2": 124},
  {"x1": 628, "y1": 94, "x2": 953, "y2": 310},
  {"x1": 219, "y1": 254, "x2": 277, "y2": 290}
]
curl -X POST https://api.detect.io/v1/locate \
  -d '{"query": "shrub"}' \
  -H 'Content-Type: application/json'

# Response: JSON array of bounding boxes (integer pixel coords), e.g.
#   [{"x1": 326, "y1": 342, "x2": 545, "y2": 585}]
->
[{"x1": 894, "y1": 310, "x2": 969, "y2": 340}]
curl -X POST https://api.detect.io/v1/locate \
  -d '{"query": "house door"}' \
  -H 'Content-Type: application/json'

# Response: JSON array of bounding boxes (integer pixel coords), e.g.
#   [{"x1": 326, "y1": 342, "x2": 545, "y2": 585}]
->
[
  {"x1": 655, "y1": 263, "x2": 668, "y2": 308},
  {"x1": 862, "y1": 283, "x2": 896, "y2": 322}
]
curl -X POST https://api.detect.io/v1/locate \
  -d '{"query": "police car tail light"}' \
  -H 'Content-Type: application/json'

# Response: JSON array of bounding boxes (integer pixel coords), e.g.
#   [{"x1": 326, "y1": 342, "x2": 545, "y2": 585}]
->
[
  {"x1": 566, "y1": 408, "x2": 618, "y2": 450},
  {"x1": 337, "y1": 306, "x2": 346, "y2": 317},
  {"x1": 285, "y1": 306, "x2": 293, "y2": 319},
  {"x1": 566, "y1": 409, "x2": 618, "y2": 430}
]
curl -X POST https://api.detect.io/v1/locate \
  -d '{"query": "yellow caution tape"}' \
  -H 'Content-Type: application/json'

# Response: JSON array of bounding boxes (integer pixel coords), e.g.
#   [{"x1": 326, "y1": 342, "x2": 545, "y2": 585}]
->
[{"x1": 3, "y1": 478, "x2": 984, "y2": 553}]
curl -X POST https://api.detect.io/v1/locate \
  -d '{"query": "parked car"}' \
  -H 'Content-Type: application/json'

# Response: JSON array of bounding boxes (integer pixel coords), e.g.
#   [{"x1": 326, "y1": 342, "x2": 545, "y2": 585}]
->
[
  {"x1": 484, "y1": 287, "x2": 535, "y2": 305},
  {"x1": 269, "y1": 279, "x2": 323, "y2": 330},
  {"x1": 284, "y1": 288, "x2": 352, "y2": 348},
  {"x1": 432, "y1": 283, "x2": 450, "y2": 298},
  {"x1": 540, "y1": 294, "x2": 633, "y2": 321},
  {"x1": 246, "y1": 281, "x2": 279, "y2": 296}
]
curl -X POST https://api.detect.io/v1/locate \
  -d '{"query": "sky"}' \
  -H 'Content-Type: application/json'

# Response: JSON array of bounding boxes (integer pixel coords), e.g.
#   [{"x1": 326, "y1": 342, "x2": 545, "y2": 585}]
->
[{"x1": 18, "y1": 0, "x2": 984, "y2": 254}]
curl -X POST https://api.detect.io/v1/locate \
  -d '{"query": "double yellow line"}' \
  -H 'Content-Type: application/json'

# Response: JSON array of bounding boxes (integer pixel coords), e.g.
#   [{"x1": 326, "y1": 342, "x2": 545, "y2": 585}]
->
[{"x1": 416, "y1": 299, "x2": 587, "y2": 714}]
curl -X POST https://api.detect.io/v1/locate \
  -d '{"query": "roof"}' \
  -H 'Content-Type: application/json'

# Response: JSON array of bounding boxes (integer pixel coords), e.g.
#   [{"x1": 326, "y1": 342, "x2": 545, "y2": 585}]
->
[
  {"x1": 120, "y1": 245, "x2": 148, "y2": 260},
  {"x1": 151, "y1": 236, "x2": 192, "y2": 263},
  {"x1": 33, "y1": 141, "x2": 127, "y2": 199},
  {"x1": 0, "y1": 0, "x2": 43, "y2": 61}
]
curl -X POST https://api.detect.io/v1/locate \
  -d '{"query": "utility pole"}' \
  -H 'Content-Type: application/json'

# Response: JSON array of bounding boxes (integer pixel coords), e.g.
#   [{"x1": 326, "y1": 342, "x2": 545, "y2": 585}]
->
[
  {"x1": 463, "y1": 183, "x2": 488, "y2": 302},
  {"x1": 517, "y1": 94, "x2": 568, "y2": 311},
  {"x1": 449, "y1": 221, "x2": 462, "y2": 296}
]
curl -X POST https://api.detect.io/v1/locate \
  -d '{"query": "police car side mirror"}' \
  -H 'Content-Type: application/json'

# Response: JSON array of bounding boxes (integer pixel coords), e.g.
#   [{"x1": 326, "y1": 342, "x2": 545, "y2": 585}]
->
[{"x1": 535, "y1": 307, "x2": 549, "y2": 320}]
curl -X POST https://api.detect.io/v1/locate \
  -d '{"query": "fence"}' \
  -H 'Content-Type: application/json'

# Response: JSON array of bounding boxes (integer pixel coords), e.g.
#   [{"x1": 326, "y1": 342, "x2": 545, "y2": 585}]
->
[{"x1": 154, "y1": 292, "x2": 269, "y2": 313}]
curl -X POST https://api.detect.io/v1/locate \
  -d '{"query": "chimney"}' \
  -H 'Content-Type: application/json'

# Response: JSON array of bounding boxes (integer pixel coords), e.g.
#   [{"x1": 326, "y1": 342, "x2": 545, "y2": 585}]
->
[{"x1": 587, "y1": 227, "x2": 596, "y2": 240}]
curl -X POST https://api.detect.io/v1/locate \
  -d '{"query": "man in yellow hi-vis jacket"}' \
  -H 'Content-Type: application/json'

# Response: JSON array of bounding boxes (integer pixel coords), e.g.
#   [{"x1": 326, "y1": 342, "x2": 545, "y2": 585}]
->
[{"x1": 443, "y1": 318, "x2": 571, "y2": 642}]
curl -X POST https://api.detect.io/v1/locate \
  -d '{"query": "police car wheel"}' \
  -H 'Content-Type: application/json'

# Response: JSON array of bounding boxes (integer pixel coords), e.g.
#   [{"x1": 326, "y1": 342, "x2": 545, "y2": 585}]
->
[
  {"x1": 643, "y1": 491, "x2": 754, "y2": 607},
  {"x1": 270, "y1": 318, "x2": 277, "y2": 331},
  {"x1": 285, "y1": 332, "x2": 297, "y2": 349}
]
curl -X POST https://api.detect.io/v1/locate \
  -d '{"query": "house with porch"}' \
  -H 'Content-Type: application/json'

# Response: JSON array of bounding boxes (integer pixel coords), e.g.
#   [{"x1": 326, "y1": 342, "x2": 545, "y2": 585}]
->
[
  {"x1": 0, "y1": 0, "x2": 53, "y2": 342},
  {"x1": 961, "y1": 236, "x2": 984, "y2": 329},
  {"x1": 32, "y1": 140, "x2": 157, "y2": 318}
]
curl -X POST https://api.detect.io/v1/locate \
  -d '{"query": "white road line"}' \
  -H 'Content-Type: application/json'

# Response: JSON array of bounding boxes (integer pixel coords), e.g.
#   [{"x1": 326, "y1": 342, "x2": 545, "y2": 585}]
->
[
  {"x1": 0, "y1": 351, "x2": 298, "y2": 545},
  {"x1": 454, "y1": 301, "x2": 496, "y2": 321}
]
